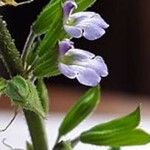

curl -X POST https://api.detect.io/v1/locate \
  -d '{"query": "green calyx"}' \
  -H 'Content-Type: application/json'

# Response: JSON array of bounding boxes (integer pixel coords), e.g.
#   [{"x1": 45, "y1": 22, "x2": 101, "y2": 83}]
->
[
  {"x1": 5, "y1": 76, "x2": 29, "y2": 103},
  {"x1": 5, "y1": 76, "x2": 46, "y2": 117},
  {"x1": 60, "y1": 54, "x2": 74, "y2": 65},
  {"x1": 66, "y1": 18, "x2": 76, "y2": 26}
]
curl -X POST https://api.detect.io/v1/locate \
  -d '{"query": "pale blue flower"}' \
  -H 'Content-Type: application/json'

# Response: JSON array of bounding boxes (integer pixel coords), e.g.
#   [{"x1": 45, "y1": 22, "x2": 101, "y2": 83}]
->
[
  {"x1": 63, "y1": 0, "x2": 109, "y2": 40},
  {"x1": 58, "y1": 40, "x2": 108, "y2": 86}
]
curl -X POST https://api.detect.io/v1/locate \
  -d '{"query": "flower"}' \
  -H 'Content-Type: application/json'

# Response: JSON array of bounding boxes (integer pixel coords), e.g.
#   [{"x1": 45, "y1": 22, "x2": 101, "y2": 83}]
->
[
  {"x1": 58, "y1": 39, "x2": 108, "y2": 86},
  {"x1": 63, "y1": 0, "x2": 109, "y2": 40}
]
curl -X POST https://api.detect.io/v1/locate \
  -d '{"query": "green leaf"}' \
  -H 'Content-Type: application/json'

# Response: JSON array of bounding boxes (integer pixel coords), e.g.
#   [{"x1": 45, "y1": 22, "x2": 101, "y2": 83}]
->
[
  {"x1": 5, "y1": 76, "x2": 45, "y2": 117},
  {"x1": 33, "y1": 51, "x2": 60, "y2": 78},
  {"x1": 5, "y1": 76, "x2": 29, "y2": 102},
  {"x1": 26, "y1": 39, "x2": 41, "y2": 67},
  {"x1": 80, "y1": 107, "x2": 149, "y2": 147},
  {"x1": 36, "y1": 19, "x2": 64, "y2": 57},
  {"x1": 87, "y1": 107, "x2": 140, "y2": 133},
  {"x1": 32, "y1": 0, "x2": 61, "y2": 34},
  {"x1": 80, "y1": 129, "x2": 150, "y2": 146},
  {"x1": 59, "y1": 86, "x2": 100, "y2": 136},
  {"x1": 0, "y1": 77, "x2": 7, "y2": 95},
  {"x1": 32, "y1": 2, "x2": 64, "y2": 77},
  {"x1": 75, "y1": 0, "x2": 97, "y2": 12},
  {"x1": 36, "y1": 78, "x2": 49, "y2": 114}
]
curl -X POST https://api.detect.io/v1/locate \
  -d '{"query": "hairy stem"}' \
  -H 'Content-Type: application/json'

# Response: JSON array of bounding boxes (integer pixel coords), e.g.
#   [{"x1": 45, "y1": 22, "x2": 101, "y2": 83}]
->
[
  {"x1": 21, "y1": 29, "x2": 36, "y2": 68},
  {"x1": 53, "y1": 134, "x2": 61, "y2": 149},
  {"x1": 24, "y1": 110, "x2": 48, "y2": 150},
  {"x1": 0, "y1": 16, "x2": 48, "y2": 150},
  {"x1": 71, "y1": 136, "x2": 80, "y2": 148}
]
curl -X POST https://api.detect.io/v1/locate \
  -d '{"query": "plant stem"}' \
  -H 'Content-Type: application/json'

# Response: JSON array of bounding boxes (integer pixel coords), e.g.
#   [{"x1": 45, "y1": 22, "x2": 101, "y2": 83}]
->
[
  {"x1": 71, "y1": 136, "x2": 80, "y2": 148},
  {"x1": 53, "y1": 134, "x2": 61, "y2": 149},
  {"x1": 0, "y1": 17, "x2": 48, "y2": 150},
  {"x1": 22, "y1": 29, "x2": 36, "y2": 68},
  {"x1": 24, "y1": 110, "x2": 48, "y2": 150}
]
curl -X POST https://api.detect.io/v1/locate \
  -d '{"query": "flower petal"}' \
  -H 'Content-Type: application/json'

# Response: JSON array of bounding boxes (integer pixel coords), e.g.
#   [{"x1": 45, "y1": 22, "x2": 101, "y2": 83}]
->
[
  {"x1": 72, "y1": 55, "x2": 108, "y2": 77},
  {"x1": 63, "y1": 0, "x2": 77, "y2": 20},
  {"x1": 90, "y1": 14, "x2": 109, "y2": 29},
  {"x1": 71, "y1": 12, "x2": 96, "y2": 20},
  {"x1": 79, "y1": 22, "x2": 106, "y2": 40},
  {"x1": 59, "y1": 39, "x2": 74, "y2": 55},
  {"x1": 93, "y1": 56, "x2": 108, "y2": 77},
  {"x1": 68, "y1": 54, "x2": 108, "y2": 77},
  {"x1": 65, "y1": 48, "x2": 95, "y2": 60},
  {"x1": 71, "y1": 12, "x2": 109, "y2": 29},
  {"x1": 64, "y1": 25, "x2": 82, "y2": 38},
  {"x1": 74, "y1": 66, "x2": 101, "y2": 86},
  {"x1": 59, "y1": 63, "x2": 76, "y2": 79},
  {"x1": 68, "y1": 11, "x2": 109, "y2": 40}
]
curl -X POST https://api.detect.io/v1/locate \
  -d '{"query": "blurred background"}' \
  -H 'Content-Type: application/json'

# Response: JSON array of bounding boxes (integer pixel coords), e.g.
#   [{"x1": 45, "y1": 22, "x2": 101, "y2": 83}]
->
[
  {"x1": 0, "y1": 0, "x2": 150, "y2": 113},
  {"x1": 0, "y1": 0, "x2": 150, "y2": 149}
]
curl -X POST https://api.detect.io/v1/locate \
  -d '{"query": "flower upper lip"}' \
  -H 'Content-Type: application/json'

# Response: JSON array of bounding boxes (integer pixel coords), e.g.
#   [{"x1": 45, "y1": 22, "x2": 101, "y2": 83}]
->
[{"x1": 63, "y1": 0, "x2": 77, "y2": 21}]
